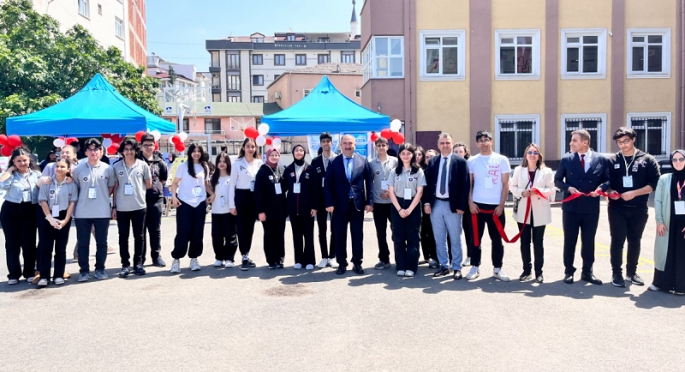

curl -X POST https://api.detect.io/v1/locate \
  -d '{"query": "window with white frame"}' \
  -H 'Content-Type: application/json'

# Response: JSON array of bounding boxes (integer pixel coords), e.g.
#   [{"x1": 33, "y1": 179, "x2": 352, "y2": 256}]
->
[
  {"x1": 252, "y1": 54, "x2": 263, "y2": 65},
  {"x1": 252, "y1": 96, "x2": 264, "y2": 103},
  {"x1": 205, "y1": 119, "x2": 221, "y2": 134},
  {"x1": 115, "y1": 17, "x2": 124, "y2": 39},
  {"x1": 628, "y1": 113, "x2": 671, "y2": 156},
  {"x1": 419, "y1": 30, "x2": 466, "y2": 81},
  {"x1": 561, "y1": 29, "x2": 606, "y2": 79},
  {"x1": 495, "y1": 115, "x2": 540, "y2": 160},
  {"x1": 318, "y1": 54, "x2": 330, "y2": 64},
  {"x1": 296, "y1": 54, "x2": 307, "y2": 66},
  {"x1": 495, "y1": 30, "x2": 540, "y2": 80},
  {"x1": 226, "y1": 75, "x2": 240, "y2": 91},
  {"x1": 228, "y1": 96, "x2": 241, "y2": 103},
  {"x1": 78, "y1": 0, "x2": 90, "y2": 18},
  {"x1": 561, "y1": 114, "x2": 606, "y2": 156},
  {"x1": 362, "y1": 36, "x2": 404, "y2": 83},
  {"x1": 226, "y1": 53, "x2": 240, "y2": 69},
  {"x1": 341, "y1": 51, "x2": 355, "y2": 63},
  {"x1": 627, "y1": 28, "x2": 671, "y2": 78}
]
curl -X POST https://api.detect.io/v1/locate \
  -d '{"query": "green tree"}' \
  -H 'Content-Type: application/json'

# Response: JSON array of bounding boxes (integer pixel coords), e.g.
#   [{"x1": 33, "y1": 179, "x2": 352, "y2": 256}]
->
[{"x1": 0, "y1": 0, "x2": 161, "y2": 152}]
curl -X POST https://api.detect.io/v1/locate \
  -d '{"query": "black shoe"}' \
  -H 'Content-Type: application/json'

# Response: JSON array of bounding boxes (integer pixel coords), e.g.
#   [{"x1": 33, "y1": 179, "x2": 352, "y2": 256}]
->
[
  {"x1": 433, "y1": 267, "x2": 450, "y2": 277},
  {"x1": 336, "y1": 266, "x2": 347, "y2": 275},
  {"x1": 152, "y1": 257, "x2": 166, "y2": 267},
  {"x1": 118, "y1": 266, "x2": 130, "y2": 278},
  {"x1": 581, "y1": 273, "x2": 603, "y2": 285},
  {"x1": 628, "y1": 273, "x2": 645, "y2": 286},
  {"x1": 563, "y1": 274, "x2": 574, "y2": 284},
  {"x1": 268, "y1": 264, "x2": 277, "y2": 270},
  {"x1": 519, "y1": 272, "x2": 532, "y2": 282},
  {"x1": 453, "y1": 270, "x2": 462, "y2": 280},
  {"x1": 277, "y1": 263, "x2": 284, "y2": 269},
  {"x1": 611, "y1": 274, "x2": 626, "y2": 287},
  {"x1": 353, "y1": 264, "x2": 364, "y2": 275},
  {"x1": 241, "y1": 259, "x2": 256, "y2": 271},
  {"x1": 134, "y1": 264, "x2": 146, "y2": 276}
]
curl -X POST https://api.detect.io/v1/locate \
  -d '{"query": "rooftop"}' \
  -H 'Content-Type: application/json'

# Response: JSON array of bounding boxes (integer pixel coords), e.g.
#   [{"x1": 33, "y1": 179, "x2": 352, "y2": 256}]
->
[{"x1": 269, "y1": 63, "x2": 362, "y2": 87}]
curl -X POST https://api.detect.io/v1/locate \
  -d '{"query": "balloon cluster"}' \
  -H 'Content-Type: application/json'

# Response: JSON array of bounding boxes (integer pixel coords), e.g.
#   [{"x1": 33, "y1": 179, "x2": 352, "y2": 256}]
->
[
  {"x1": 0, "y1": 135, "x2": 23, "y2": 156},
  {"x1": 102, "y1": 134, "x2": 124, "y2": 155},
  {"x1": 52, "y1": 137, "x2": 78, "y2": 149},
  {"x1": 372, "y1": 119, "x2": 404, "y2": 145},
  {"x1": 244, "y1": 124, "x2": 281, "y2": 150},
  {"x1": 168, "y1": 131, "x2": 188, "y2": 152}
]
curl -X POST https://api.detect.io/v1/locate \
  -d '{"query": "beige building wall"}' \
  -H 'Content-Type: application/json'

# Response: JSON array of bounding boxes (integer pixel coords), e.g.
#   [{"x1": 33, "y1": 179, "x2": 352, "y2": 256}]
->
[{"x1": 268, "y1": 74, "x2": 362, "y2": 108}]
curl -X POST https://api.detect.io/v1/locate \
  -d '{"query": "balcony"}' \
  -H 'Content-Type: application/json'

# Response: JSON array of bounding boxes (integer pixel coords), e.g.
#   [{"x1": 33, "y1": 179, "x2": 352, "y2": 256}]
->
[{"x1": 209, "y1": 66, "x2": 221, "y2": 72}]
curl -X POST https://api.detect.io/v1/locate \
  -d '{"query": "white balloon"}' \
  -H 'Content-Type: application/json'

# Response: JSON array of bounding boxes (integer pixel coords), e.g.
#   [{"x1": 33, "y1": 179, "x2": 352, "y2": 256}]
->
[
  {"x1": 258, "y1": 123, "x2": 270, "y2": 136},
  {"x1": 53, "y1": 138, "x2": 65, "y2": 148},
  {"x1": 102, "y1": 138, "x2": 112, "y2": 148},
  {"x1": 168, "y1": 136, "x2": 175, "y2": 145},
  {"x1": 390, "y1": 119, "x2": 402, "y2": 132},
  {"x1": 178, "y1": 132, "x2": 188, "y2": 141},
  {"x1": 255, "y1": 135, "x2": 267, "y2": 147},
  {"x1": 151, "y1": 130, "x2": 162, "y2": 141},
  {"x1": 272, "y1": 138, "x2": 282, "y2": 149}
]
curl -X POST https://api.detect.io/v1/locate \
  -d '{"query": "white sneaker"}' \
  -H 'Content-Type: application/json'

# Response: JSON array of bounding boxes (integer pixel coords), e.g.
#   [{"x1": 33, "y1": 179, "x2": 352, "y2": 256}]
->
[
  {"x1": 405, "y1": 270, "x2": 415, "y2": 277},
  {"x1": 317, "y1": 259, "x2": 328, "y2": 268},
  {"x1": 305, "y1": 264, "x2": 314, "y2": 270},
  {"x1": 463, "y1": 257, "x2": 471, "y2": 266},
  {"x1": 54, "y1": 277, "x2": 65, "y2": 285},
  {"x1": 170, "y1": 259, "x2": 181, "y2": 274},
  {"x1": 224, "y1": 260, "x2": 234, "y2": 268},
  {"x1": 213, "y1": 260, "x2": 224, "y2": 267},
  {"x1": 327, "y1": 258, "x2": 339, "y2": 268},
  {"x1": 294, "y1": 263, "x2": 302, "y2": 269},
  {"x1": 493, "y1": 268, "x2": 511, "y2": 282},
  {"x1": 466, "y1": 266, "x2": 480, "y2": 280},
  {"x1": 648, "y1": 284, "x2": 660, "y2": 291},
  {"x1": 397, "y1": 270, "x2": 406, "y2": 276},
  {"x1": 189, "y1": 258, "x2": 201, "y2": 271},
  {"x1": 8, "y1": 279, "x2": 18, "y2": 285},
  {"x1": 38, "y1": 278, "x2": 48, "y2": 287}
]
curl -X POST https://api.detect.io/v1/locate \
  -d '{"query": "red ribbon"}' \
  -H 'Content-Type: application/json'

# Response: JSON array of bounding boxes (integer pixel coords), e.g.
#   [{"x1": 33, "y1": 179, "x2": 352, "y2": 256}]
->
[
  {"x1": 471, "y1": 188, "x2": 546, "y2": 245},
  {"x1": 559, "y1": 190, "x2": 616, "y2": 203}
]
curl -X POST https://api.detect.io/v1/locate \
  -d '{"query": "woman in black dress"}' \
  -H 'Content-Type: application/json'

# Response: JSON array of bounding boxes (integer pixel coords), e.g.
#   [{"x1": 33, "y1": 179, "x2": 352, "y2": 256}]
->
[{"x1": 254, "y1": 147, "x2": 287, "y2": 269}]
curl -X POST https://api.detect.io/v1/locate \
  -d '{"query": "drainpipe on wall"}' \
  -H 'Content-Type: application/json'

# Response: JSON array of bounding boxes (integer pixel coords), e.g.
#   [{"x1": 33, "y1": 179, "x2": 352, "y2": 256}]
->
[{"x1": 680, "y1": 0, "x2": 685, "y2": 149}]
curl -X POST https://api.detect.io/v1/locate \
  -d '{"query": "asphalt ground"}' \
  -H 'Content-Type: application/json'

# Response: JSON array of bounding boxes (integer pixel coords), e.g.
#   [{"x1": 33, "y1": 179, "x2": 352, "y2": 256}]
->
[{"x1": 0, "y1": 202, "x2": 683, "y2": 371}]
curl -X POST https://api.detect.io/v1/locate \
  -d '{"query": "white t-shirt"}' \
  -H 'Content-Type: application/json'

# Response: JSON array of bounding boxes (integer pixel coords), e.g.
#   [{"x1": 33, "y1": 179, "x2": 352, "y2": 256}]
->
[
  {"x1": 211, "y1": 175, "x2": 231, "y2": 214},
  {"x1": 468, "y1": 153, "x2": 511, "y2": 205},
  {"x1": 174, "y1": 162, "x2": 208, "y2": 208}
]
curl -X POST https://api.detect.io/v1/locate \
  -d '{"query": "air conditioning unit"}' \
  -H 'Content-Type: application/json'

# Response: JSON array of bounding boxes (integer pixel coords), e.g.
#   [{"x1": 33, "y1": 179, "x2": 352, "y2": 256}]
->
[{"x1": 274, "y1": 92, "x2": 282, "y2": 99}]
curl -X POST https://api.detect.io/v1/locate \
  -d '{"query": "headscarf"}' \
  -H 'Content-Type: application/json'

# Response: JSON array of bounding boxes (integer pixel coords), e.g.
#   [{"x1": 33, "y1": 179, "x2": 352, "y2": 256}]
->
[
  {"x1": 671, "y1": 150, "x2": 685, "y2": 180},
  {"x1": 292, "y1": 144, "x2": 306, "y2": 166},
  {"x1": 265, "y1": 147, "x2": 280, "y2": 170}
]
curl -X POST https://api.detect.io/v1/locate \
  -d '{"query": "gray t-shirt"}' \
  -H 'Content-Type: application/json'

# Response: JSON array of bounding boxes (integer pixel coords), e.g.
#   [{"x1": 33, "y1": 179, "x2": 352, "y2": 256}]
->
[
  {"x1": 72, "y1": 161, "x2": 116, "y2": 218},
  {"x1": 369, "y1": 156, "x2": 398, "y2": 204},
  {"x1": 112, "y1": 159, "x2": 151, "y2": 212},
  {"x1": 38, "y1": 180, "x2": 78, "y2": 212},
  {"x1": 388, "y1": 167, "x2": 427, "y2": 200}
]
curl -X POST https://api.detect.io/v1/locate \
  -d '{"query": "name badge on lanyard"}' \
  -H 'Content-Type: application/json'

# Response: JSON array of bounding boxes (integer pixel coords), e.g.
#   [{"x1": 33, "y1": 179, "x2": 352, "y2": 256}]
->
[
  {"x1": 677, "y1": 181, "x2": 685, "y2": 215},
  {"x1": 124, "y1": 183, "x2": 133, "y2": 195},
  {"x1": 322, "y1": 178, "x2": 325, "y2": 187},
  {"x1": 250, "y1": 180, "x2": 255, "y2": 192},
  {"x1": 22, "y1": 189, "x2": 30, "y2": 202},
  {"x1": 381, "y1": 180, "x2": 389, "y2": 191},
  {"x1": 622, "y1": 176, "x2": 633, "y2": 188},
  {"x1": 403, "y1": 188, "x2": 412, "y2": 200},
  {"x1": 294, "y1": 183, "x2": 301, "y2": 194},
  {"x1": 275, "y1": 183, "x2": 282, "y2": 195},
  {"x1": 51, "y1": 205, "x2": 60, "y2": 217},
  {"x1": 88, "y1": 187, "x2": 97, "y2": 199},
  {"x1": 220, "y1": 195, "x2": 226, "y2": 207},
  {"x1": 193, "y1": 185, "x2": 203, "y2": 197}
]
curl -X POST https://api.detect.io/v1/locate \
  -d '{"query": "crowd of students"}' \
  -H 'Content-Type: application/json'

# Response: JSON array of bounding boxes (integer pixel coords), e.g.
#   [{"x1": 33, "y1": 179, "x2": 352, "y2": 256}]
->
[{"x1": 2, "y1": 128, "x2": 684, "y2": 296}]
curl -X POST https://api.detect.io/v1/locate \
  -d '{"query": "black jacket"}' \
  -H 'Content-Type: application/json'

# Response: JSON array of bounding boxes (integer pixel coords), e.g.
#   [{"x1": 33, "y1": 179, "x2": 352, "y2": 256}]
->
[
  {"x1": 604, "y1": 150, "x2": 660, "y2": 208},
  {"x1": 422, "y1": 153, "x2": 470, "y2": 212},
  {"x1": 282, "y1": 162, "x2": 318, "y2": 216},
  {"x1": 310, "y1": 155, "x2": 330, "y2": 209},
  {"x1": 254, "y1": 164, "x2": 287, "y2": 220},
  {"x1": 138, "y1": 152, "x2": 168, "y2": 202},
  {"x1": 554, "y1": 151, "x2": 610, "y2": 214}
]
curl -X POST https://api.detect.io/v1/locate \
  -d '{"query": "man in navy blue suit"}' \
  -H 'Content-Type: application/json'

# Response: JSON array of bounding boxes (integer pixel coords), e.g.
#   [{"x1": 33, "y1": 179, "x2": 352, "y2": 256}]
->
[
  {"x1": 555, "y1": 129, "x2": 610, "y2": 285},
  {"x1": 324, "y1": 134, "x2": 374, "y2": 275}
]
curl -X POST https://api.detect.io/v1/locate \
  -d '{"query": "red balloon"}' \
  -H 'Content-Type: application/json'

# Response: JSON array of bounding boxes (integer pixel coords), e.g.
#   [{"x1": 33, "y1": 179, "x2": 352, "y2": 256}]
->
[
  {"x1": 171, "y1": 135, "x2": 182, "y2": 145},
  {"x1": 392, "y1": 132, "x2": 405, "y2": 144},
  {"x1": 110, "y1": 134, "x2": 123, "y2": 143},
  {"x1": 370, "y1": 132, "x2": 379, "y2": 142},
  {"x1": 0, "y1": 135, "x2": 7, "y2": 146},
  {"x1": 66, "y1": 137, "x2": 78, "y2": 145},
  {"x1": 266, "y1": 138, "x2": 273, "y2": 146},
  {"x1": 1, "y1": 145, "x2": 12, "y2": 157},
  {"x1": 380, "y1": 129, "x2": 393, "y2": 140},
  {"x1": 154, "y1": 141, "x2": 159, "y2": 151},
  {"x1": 101, "y1": 134, "x2": 111, "y2": 139},
  {"x1": 7, "y1": 135, "x2": 21, "y2": 147},
  {"x1": 244, "y1": 127, "x2": 259, "y2": 139},
  {"x1": 107, "y1": 145, "x2": 118, "y2": 155},
  {"x1": 135, "y1": 131, "x2": 146, "y2": 142},
  {"x1": 175, "y1": 143, "x2": 186, "y2": 152}
]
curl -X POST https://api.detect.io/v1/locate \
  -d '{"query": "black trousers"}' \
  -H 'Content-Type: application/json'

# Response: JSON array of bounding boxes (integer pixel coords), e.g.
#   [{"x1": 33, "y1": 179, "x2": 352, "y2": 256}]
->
[
  {"x1": 212, "y1": 212, "x2": 238, "y2": 261},
  {"x1": 235, "y1": 189, "x2": 257, "y2": 256},
  {"x1": 290, "y1": 214, "x2": 316, "y2": 266},
  {"x1": 517, "y1": 212, "x2": 546, "y2": 277},
  {"x1": 562, "y1": 210, "x2": 599, "y2": 275},
  {"x1": 38, "y1": 210, "x2": 70, "y2": 279},
  {"x1": 1, "y1": 201, "x2": 37, "y2": 280},
  {"x1": 462, "y1": 209, "x2": 474, "y2": 259},
  {"x1": 117, "y1": 208, "x2": 147, "y2": 267},
  {"x1": 316, "y1": 208, "x2": 335, "y2": 259},
  {"x1": 142, "y1": 198, "x2": 163, "y2": 264},
  {"x1": 76, "y1": 218, "x2": 110, "y2": 274},
  {"x1": 262, "y1": 218, "x2": 286, "y2": 265},
  {"x1": 391, "y1": 199, "x2": 421, "y2": 272},
  {"x1": 373, "y1": 202, "x2": 392, "y2": 263},
  {"x1": 172, "y1": 201, "x2": 206, "y2": 259},
  {"x1": 472, "y1": 203, "x2": 505, "y2": 268},
  {"x1": 332, "y1": 199, "x2": 364, "y2": 267},
  {"x1": 608, "y1": 204, "x2": 649, "y2": 276},
  {"x1": 420, "y1": 210, "x2": 437, "y2": 261}
]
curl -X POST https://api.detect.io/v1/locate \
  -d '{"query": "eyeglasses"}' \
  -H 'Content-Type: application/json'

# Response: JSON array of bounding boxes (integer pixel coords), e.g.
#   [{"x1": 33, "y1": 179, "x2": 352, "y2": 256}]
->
[
  {"x1": 673, "y1": 157, "x2": 685, "y2": 163},
  {"x1": 123, "y1": 148, "x2": 136, "y2": 153},
  {"x1": 527, "y1": 151, "x2": 539, "y2": 155},
  {"x1": 142, "y1": 144, "x2": 155, "y2": 148},
  {"x1": 86, "y1": 148, "x2": 99, "y2": 153},
  {"x1": 616, "y1": 139, "x2": 633, "y2": 145},
  {"x1": 477, "y1": 139, "x2": 491, "y2": 144}
]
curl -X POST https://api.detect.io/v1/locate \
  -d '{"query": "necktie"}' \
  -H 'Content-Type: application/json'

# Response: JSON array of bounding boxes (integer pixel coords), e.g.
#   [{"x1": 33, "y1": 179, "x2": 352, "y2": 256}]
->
[
  {"x1": 346, "y1": 157, "x2": 352, "y2": 181},
  {"x1": 580, "y1": 154, "x2": 585, "y2": 172},
  {"x1": 440, "y1": 157, "x2": 447, "y2": 195}
]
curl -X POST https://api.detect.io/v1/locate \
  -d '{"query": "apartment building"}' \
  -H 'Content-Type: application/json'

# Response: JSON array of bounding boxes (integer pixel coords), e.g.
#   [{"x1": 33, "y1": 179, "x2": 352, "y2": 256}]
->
[
  {"x1": 267, "y1": 63, "x2": 363, "y2": 107},
  {"x1": 360, "y1": 0, "x2": 685, "y2": 164}
]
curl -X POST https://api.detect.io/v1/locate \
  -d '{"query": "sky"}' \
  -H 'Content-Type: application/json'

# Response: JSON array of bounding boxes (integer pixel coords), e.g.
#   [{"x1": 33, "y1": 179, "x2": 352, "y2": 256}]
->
[{"x1": 146, "y1": 0, "x2": 363, "y2": 71}]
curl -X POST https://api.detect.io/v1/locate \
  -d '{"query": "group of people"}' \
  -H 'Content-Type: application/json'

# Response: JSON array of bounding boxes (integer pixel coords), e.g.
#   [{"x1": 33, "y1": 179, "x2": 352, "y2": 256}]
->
[{"x1": 2, "y1": 127, "x2": 684, "y2": 296}]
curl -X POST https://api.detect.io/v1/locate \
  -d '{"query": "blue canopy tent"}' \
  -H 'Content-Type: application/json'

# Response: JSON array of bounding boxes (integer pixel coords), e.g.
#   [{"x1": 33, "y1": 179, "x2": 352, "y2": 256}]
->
[
  {"x1": 261, "y1": 76, "x2": 390, "y2": 136},
  {"x1": 6, "y1": 73, "x2": 175, "y2": 137}
]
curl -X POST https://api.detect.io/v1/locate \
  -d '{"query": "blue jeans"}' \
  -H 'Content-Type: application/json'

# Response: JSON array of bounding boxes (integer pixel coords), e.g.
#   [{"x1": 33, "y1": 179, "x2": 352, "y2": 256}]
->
[
  {"x1": 430, "y1": 200, "x2": 463, "y2": 270},
  {"x1": 76, "y1": 218, "x2": 110, "y2": 274}
]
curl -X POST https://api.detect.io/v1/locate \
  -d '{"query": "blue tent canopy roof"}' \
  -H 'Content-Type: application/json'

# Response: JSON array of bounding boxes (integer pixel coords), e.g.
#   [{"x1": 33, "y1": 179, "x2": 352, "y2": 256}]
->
[
  {"x1": 261, "y1": 76, "x2": 389, "y2": 136},
  {"x1": 6, "y1": 73, "x2": 176, "y2": 137}
]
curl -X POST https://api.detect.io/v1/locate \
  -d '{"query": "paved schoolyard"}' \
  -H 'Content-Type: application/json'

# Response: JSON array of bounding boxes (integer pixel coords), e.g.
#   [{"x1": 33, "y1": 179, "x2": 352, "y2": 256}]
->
[{"x1": 0, "y1": 203, "x2": 683, "y2": 371}]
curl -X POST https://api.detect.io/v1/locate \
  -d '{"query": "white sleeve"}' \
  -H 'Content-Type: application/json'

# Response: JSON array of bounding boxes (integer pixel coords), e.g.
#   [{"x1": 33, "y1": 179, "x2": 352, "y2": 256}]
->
[{"x1": 227, "y1": 159, "x2": 240, "y2": 209}]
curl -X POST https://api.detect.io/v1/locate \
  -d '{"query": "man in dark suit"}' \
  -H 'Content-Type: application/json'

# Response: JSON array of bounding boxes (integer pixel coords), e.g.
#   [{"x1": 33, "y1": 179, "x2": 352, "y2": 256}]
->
[
  {"x1": 555, "y1": 129, "x2": 610, "y2": 285},
  {"x1": 422, "y1": 133, "x2": 470, "y2": 279},
  {"x1": 324, "y1": 134, "x2": 374, "y2": 275}
]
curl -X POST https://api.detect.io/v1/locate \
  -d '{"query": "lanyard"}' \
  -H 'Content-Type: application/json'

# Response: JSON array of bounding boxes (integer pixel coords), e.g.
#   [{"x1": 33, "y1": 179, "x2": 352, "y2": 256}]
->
[
  {"x1": 678, "y1": 180, "x2": 685, "y2": 201},
  {"x1": 123, "y1": 160, "x2": 137, "y2": 184},
  {"x1": 622, "y1": 153, "x2": 638, "y2": 177},
  {"x1": 269, "y1": 166, "x2": 281, "y2": 183},
  {"x1": 87, "y1": 163, "x2": 99, "y2": 188},
  {"x1": 294, "y1": 164, "x2": 304, "y2": 183},
  {"x1": 52, "y1": 178, "x2": 66, "y2": 208}
]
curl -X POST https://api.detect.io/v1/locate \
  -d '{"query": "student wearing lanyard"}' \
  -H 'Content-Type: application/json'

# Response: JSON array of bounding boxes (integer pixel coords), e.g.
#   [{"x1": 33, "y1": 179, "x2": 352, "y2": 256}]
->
[
  {"x1": 37, "y1": 158, "x2": 78, "y2": 287},
  {"x1": 169, "y1": 143, "x2": 210, "y2": 274},
  {"x1": 0, "y1": 146, "x2": 41, "y2": 285},
  {"x1": 311, "y1": 132, "x2": 338, "y2": 268},
  {"x1": 254, "y1": 147, "x2": 288, "y2": 269},
  {"x1": 72, "y1": 138, "x2": 116, "y2": 282},
  {"x1": 208, "y1": 152, "x2": 238, "y2": 268},
  {"x1": 283, "y1": 145, "x2": 318, "y2": 270},
  {"x1": 652, "y1": 150, "x2": 685, "y2": 295},
  {"x1": 228, "y1": 138, "x2": 263, "y2": 271},
  {"x1": 369, "y1": 136, "x2": 399, "y2": 270},
  {"x1": 388, "y1": 143, "x2": 426, "y2": 277},
  {"x1": 112, "y1": 138, "x2": 152, "y2": 278}
]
